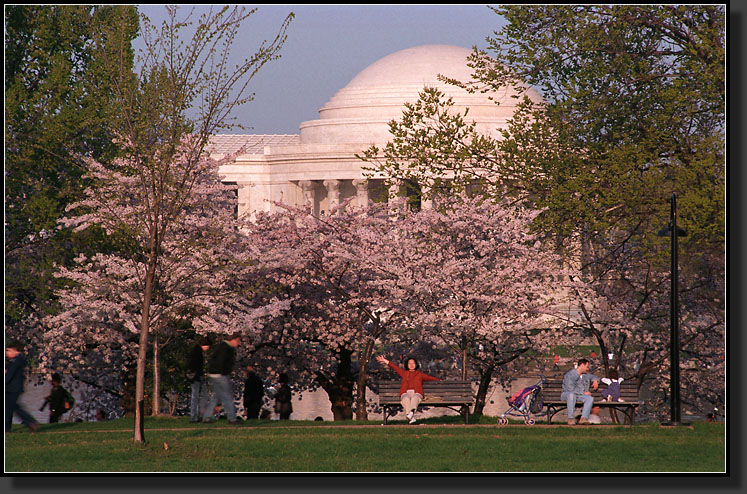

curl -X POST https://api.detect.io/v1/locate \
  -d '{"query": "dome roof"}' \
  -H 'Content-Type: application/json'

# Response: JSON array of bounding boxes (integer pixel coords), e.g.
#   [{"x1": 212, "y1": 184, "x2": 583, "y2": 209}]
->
[{"x1": 299, "y1": 44, "x2": 542, "y2": 145}]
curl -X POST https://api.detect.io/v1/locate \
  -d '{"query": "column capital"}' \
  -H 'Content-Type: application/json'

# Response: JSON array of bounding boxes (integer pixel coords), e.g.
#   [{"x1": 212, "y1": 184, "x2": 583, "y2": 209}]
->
[
  {"x1": 352, "y1": 179, "x2": 369, "y2": 191},
  {"x1": 298, "y1": 180, "x2": 317, "y2": 191},
  {"x1": 323, "y1": 179, "x2": 342, "y2": 192}
]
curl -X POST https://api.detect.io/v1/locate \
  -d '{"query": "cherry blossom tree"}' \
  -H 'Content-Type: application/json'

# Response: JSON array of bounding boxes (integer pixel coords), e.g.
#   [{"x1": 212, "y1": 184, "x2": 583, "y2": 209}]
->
[
  {"x1": 41, "y1": 5, "x2": 292, "y2": 442},
  {"x1": 42, "y1": 141, "x2": 270, "y2": 425},
  {"x1": 556, "y1": 235, "x2": 725, "y2": 421},
  {"x1": 244, "y1": 201, "x2": 408, "y2": 420},
  {"x1": 369, "y1": 195, "x2": 569, "y2": 415},
  {"x1": 243, "y1": 195, "x2": 571, "y2": 419}
]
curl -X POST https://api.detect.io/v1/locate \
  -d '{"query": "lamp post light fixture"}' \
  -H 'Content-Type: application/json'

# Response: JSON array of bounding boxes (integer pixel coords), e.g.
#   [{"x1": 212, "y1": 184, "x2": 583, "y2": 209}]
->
[{"x1": 657, "y1": 193, "x2": 687, "y2": 426}]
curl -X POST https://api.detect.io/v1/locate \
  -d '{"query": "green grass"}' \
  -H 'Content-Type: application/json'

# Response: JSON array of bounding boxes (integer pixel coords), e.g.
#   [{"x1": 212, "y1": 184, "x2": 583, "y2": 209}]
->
[{"x1": 4, "y1": 416, "x2": 725, "y2": 473}]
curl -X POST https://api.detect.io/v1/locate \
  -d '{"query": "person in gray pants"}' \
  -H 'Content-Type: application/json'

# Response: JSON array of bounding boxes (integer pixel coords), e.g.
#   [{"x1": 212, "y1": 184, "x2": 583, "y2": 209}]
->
[
  {"x1": 202, "y1": 333, "x2": 242, "y2": 424},
  {"x1": 561, "y1": 358, "x2": 599, "y2": 425}
]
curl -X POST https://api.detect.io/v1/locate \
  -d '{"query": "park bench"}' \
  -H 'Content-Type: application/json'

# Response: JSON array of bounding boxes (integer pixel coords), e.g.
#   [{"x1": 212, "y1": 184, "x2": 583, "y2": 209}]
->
[
  {"x1": 541, "y1": 379, "x2": 641, "y2": 424},
  {"x1": 377, "y1": 380, "x2": 474, "y2": 425}
]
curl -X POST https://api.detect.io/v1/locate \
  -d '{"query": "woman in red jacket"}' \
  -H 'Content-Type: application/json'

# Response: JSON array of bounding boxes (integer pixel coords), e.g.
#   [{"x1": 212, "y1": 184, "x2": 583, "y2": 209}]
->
[{"x1": 376, "y1": 354, "x2": 440, "y2": 424}]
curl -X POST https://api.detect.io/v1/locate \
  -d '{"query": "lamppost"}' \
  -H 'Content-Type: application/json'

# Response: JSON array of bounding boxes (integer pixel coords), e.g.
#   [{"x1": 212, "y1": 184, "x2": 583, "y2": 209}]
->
[{"x1": 657, "y1": 193, "x2": 687, "y2": 425}]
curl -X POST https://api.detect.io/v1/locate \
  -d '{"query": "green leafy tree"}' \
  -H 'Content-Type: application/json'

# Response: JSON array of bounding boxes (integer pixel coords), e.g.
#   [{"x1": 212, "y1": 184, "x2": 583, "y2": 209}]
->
[{"x1": 5, "y1": 5, "x2": 139, "y2": 339}]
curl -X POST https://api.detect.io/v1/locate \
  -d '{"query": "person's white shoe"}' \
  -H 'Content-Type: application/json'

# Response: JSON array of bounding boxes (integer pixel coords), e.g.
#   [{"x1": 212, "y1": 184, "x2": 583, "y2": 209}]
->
[
  {"x1": 409, "y1": 416, "x2": 417, "y2": 424},
  {"x1": 406, "y1": 410, "x2": 414, "y2": 421}
]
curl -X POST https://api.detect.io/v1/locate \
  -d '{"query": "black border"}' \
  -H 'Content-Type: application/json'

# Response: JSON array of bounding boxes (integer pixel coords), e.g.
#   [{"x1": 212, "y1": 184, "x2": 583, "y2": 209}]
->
[{"x1": 3, "y1": 3, "x2": 739, "y2": 493}]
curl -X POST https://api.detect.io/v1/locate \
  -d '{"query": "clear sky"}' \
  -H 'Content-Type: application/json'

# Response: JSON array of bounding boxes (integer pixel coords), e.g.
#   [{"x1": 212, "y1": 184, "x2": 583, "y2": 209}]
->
[{"x1": 135, "y1": 4, "x2": 506, "y2": 135}]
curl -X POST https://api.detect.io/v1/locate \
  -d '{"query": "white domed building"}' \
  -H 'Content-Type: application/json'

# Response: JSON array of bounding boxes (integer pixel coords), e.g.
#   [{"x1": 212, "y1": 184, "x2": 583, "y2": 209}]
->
[{"x1": 212, "y1": 44, "x2": 542, "y2": 218}]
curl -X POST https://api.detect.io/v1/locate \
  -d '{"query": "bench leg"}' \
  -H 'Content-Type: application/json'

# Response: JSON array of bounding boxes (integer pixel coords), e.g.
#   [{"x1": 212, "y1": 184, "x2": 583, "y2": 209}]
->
[
  {"x1": 546, "y1": 406, "x2": 562, "y2": 424},
  {"x1": 625, "y1": 407, "x2": 635, "y2": 425}
]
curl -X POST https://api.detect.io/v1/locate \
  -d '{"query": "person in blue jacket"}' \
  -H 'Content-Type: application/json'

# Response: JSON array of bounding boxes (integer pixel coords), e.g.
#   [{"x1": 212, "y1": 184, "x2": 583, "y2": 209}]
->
[{"x1": 561, "y1": 358, "x2": 599, "y2": 425}]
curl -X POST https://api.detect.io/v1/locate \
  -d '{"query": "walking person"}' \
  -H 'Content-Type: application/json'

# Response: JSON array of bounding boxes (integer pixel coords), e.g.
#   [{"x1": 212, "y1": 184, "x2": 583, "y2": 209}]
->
[
  {"x1": 376, "y1": 354, "x2": 440, "y2": 424},
  {"x1": 39, "y1": 372, "x2": 75, "y2": 423},
  {"x1": 5, "y1": 340, "x2": 40, "y2": 433},
  {"x1": 186, "y1": 336, "x2": 211, "y2": 423},
  {"x1": 202, "y1": 333, "x2": 242, "y2": 424},
  {"x1": 243, "y1": 365, "x2": 264, "y2": 420},
  {"x1": 561, "y1": 358, "x2": 599, "y2": 425},
  {"x1": 274, "y1": 373, "x2": 293, "y2": 420}
]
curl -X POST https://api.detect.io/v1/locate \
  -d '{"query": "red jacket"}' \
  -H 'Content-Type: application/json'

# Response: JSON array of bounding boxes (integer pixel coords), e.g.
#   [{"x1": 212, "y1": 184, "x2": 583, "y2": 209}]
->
[{"x1": 388, "y1": 361, "x2": 440, "y2": 396}]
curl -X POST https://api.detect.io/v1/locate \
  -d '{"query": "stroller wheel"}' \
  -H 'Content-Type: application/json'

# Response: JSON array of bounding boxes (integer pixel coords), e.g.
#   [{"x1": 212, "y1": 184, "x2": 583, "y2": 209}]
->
[
  {"x1": 524, "y1": 418, "x2": 535, "y2": 425},
  {"x1": 498, "y1": 417, "x2": 508, "y2": 426}
]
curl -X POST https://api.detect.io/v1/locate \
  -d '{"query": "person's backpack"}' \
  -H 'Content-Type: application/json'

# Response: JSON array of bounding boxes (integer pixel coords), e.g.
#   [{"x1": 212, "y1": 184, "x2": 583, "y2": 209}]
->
[
  {"x1": 63, "y1": 388, "x2": 75, "y2": 411},
  {"x1": 530, "y1": 387, "x2": 544, "y2": 413}
]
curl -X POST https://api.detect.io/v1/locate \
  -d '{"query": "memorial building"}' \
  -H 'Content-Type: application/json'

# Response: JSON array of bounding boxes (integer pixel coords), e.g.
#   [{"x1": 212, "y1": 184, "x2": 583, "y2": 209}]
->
[{"x1": 210, "y1": 44, "x2": 543, "y2": 218}]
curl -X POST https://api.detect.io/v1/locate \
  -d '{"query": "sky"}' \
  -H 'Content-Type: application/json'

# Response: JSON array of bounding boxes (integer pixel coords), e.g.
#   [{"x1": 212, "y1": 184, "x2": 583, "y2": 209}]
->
[{"x1": 135, "y1": 4, "x2": 507, "y2": 135}]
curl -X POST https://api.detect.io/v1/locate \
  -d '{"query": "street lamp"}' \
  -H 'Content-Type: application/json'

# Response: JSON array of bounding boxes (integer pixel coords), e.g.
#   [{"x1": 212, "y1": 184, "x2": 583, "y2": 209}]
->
[{"x1": 657, "y1": 193, "x2": 687, "y2": 426}]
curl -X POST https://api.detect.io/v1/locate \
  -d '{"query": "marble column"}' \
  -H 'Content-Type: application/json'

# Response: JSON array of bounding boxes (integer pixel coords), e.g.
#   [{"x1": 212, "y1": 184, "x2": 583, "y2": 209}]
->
[
  {"x1": 299, "y1": 180, "x2": 318, "y2": 216},
  {"x1": 352, "y1": 179, "x2": 370, "y2": 209},
  {"x1": 388, "y1": 179, "x2": 406, "y2": 212},
  {"x1": 236, "y1": 181, "x2": 253, "y2": 219},
  {"x1": 323, "y1": 179, "x2": 343, "y2": 214},
  {"x1": 299, "y1": 180, "x2": 317, "y2": 205},
  {"x1": 420, "y1": 183, "x2": 433, "y2": 210}
]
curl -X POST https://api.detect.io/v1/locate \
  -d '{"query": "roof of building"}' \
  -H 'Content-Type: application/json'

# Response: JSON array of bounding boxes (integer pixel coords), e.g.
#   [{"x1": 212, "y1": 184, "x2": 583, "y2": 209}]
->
[
  {"x1": 208, "y1": 134, "x2": 300, "y2": 155},
  {"x1": 298, "y1": 44, "x2": 543, "y2": 145}
]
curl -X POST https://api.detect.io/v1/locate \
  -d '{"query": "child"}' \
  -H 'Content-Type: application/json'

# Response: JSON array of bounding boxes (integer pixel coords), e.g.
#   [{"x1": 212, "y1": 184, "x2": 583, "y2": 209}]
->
[
  {"x1": 5, "y1": 340, "x2": 40, "y2": 432},
  {"x1": 601, "y1": 369, "x2": 624, "y2": 402},
  {"x1": 39, "y1": 372, "x2": 75, "y2": 423}
]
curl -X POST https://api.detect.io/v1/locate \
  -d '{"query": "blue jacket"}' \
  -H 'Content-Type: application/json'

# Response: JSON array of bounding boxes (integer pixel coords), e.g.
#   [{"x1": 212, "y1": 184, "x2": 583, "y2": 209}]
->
[
  {"x1": 562, "y1": 368, "x2": 586, "y2": 395},
  {"x1": 563, "y1": 369, "x2": 599, "y2": 395}
]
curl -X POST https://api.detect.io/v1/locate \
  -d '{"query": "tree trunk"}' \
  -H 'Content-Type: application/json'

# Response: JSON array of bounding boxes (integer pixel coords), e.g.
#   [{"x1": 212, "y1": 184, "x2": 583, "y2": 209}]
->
[
  {"x1": 355, "y1": 338, "x2": 376, "y2": 421},
  {"x1": 134, "y1": 309, "x2": 150, "y2": 443},
  {"x1": 472, "y1": 365, "x2": 494, "y2": 417},
  {"x1": 317, "y1": 348, "x2": 354, "y2": 421},
  {"x1": 461, "y1": 345, "x2": 468, "y2": 380},
  {"x1": 152, "y1": 330, "x2": 161, "y2": 416},
  {"x1": 134, "y1": 235, "x2": 158, "y2": 443}
]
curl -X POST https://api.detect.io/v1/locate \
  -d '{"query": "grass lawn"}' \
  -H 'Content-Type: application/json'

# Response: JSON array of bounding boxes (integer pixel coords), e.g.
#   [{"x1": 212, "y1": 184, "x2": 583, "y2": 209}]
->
[{"x1": 4, "y1": 416, "x2": 725, "y2": 473}]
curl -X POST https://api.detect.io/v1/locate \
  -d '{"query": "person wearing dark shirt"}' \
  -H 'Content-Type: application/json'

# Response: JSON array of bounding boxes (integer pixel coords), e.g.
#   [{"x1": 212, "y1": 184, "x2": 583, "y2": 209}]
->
[
  {"x1": 39, "y1": 373, "x2": 74, "y2": 423},
  {"x1": 187, "y1": 336, "x2": 211, "y2": 423},
  {"x1": 375, "y1": 354, "x2": 440, "y2": 424},
  {"x1": 5, "y1": 340, "x2": 40, "y2": 432},
  {"x1": 202, "y1": 333, "x2": 242, "y2": 424},
  {"x1": 274, "y1": 373, "x2": 293, "y2": 420},
  {"x1": 243, "y1": 365, "x2": 265, "y2": 420}
]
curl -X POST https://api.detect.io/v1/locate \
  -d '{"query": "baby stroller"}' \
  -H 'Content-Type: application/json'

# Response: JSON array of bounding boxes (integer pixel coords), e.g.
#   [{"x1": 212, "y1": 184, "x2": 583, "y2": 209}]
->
[{"x1": 497, "y1": 376, "x2": 544, "y2": 425}]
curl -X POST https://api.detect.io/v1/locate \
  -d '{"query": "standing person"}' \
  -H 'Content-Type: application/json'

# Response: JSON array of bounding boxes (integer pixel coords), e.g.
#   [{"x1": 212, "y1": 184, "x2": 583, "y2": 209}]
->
[
  {"x1": 5, "y1": 340, "x2": 40, "y2": 433},
  {"x1": 243, "y1": 365, "x2": 264, "y2": 420},
  {"x1": 202, "y1": 333, "x2": 242, "y2": 424},
  {"x1": 274, "y1": 373, "x2": 293, "y2": 420},
  {"x1": 561, "y1": 358, "x2": 599, "y2": 425},
  {"x1": 376, "y1": 354, "x2": 440, "y2": 424},
  {"x1": 186, "y1": 336, "x2": 211, "y2": 423},
  {"x1": 39, "y1": 373, "x2": 75, "y2": 423}
]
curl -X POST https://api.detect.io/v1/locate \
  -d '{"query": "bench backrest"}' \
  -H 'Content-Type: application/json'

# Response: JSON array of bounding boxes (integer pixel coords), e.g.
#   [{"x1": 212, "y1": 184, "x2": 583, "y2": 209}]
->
[
  {"x1": 377, "y1": 380, "x2": 473, "y2": 405},
  {"x1": 542, "y1": 379, "x2": 640, "y2": 402}
]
